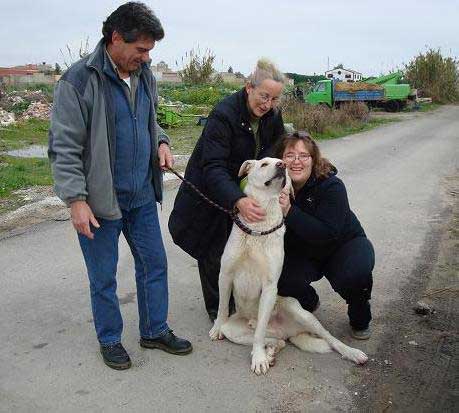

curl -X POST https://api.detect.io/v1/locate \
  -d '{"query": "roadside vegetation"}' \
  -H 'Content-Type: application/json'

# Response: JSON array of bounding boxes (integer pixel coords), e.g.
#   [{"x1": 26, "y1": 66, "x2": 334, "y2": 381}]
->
[
  {"x1": 159, "y1": 83, "x2": 236, "y2": 106},
  {"x1": 405, "y1": 48, "x2": 459, "y2": 103},
  {"x1": 281, "y1": 98, "x2": 397, "y2": 139},
  {"x1": 1, "y1": 46, "x2": 457, "y2": 213}
]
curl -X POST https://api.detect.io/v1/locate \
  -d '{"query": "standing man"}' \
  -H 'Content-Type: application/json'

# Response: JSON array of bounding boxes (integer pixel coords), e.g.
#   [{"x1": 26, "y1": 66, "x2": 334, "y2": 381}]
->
[
  {"x1": 168, "y1": 59, "x2": 286, "y2": 321},
  {"x1": 49, "y1": 2, "x2": 192, "y2": 370}
]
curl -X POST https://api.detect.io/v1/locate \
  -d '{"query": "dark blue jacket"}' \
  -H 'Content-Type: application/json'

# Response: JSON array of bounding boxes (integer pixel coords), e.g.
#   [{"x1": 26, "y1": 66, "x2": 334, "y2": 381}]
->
[{"x1": 284, "y1": 169, "x2": 366, "y2": 263}]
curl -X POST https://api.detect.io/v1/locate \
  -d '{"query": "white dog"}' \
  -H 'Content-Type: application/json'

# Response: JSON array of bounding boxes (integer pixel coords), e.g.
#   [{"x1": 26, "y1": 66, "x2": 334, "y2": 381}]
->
[{"x1": 209, "y1": 157, "x2": 368, "y2": 375}]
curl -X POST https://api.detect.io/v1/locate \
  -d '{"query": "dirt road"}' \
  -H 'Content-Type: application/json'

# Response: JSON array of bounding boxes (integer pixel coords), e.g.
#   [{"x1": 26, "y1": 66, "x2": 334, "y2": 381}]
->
[{"x1": 0, "y1": 106, "x2": 457, "y2": 412}]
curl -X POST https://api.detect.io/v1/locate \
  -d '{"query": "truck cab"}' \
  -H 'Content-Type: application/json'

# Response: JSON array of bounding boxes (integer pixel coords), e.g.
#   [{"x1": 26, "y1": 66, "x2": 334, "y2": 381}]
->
[{"x1": 305, "y1": 80, "x2": 333, "y2": 107}]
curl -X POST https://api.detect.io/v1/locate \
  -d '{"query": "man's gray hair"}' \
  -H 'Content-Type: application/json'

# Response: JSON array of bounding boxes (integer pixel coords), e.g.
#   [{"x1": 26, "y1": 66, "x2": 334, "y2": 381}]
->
[{"x1": 247, "y1": 58, "x2": 286, "y2": 87}]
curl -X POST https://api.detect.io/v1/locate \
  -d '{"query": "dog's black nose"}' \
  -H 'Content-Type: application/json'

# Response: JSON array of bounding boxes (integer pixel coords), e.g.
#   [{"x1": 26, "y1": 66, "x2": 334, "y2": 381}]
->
[{"x1": 276, "y1": 161, "x2": 286, "y2": 169}]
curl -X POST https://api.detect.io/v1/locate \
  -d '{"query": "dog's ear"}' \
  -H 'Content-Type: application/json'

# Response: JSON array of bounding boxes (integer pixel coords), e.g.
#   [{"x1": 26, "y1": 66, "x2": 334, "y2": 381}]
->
[
  {"x1": 284, "y1": 174, "x2": 295, "y2": 200},
  {"x1": 238, "y1": 160, "x2": 255, "y2": 177}
]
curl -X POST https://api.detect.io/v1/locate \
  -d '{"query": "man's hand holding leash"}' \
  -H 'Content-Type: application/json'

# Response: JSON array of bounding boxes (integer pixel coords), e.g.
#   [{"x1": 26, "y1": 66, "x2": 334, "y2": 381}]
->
[{"x1": 158, "y1": 142, "x2": 174, "y2": 170}]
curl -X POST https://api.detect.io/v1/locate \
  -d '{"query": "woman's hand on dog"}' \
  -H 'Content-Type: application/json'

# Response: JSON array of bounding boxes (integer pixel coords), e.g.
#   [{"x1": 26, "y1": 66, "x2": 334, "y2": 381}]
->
[
  {"x1": 279, "y1": 188, "x2": 291, "y2": 217},
  {"x1": 236, "y1": 197, "x2": 266, "y2": 223}
]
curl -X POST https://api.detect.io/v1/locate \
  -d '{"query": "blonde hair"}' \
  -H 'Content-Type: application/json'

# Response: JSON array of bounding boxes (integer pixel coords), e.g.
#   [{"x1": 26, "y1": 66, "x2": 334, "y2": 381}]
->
[{"x1": 247, "y1": 58, "x2": 286, "y2": 87}]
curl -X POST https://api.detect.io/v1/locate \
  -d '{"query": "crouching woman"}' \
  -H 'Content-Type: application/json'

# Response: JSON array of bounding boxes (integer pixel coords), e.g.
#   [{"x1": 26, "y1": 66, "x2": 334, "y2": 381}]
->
[{"x1": 275, "y1": 131, "x2": 375, "y2": 339}]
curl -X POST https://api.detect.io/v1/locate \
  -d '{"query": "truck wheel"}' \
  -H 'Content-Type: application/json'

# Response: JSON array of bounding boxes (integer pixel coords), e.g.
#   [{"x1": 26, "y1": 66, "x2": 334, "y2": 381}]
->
[{"x1": 386, "y1": 100, "x2": 401, "y2": 112}]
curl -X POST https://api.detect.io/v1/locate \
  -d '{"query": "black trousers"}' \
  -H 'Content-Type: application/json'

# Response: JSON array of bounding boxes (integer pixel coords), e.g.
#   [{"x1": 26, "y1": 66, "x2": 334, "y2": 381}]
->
[
  {"x1": 197, "y1": 253, "x2": 235, "y2": 317},
  {"x1": 278, "y1": 237, "x2": 375, "y2": 330},
  {"x1": 197, "y1": 252, "x2": 221, "y2": 316}
]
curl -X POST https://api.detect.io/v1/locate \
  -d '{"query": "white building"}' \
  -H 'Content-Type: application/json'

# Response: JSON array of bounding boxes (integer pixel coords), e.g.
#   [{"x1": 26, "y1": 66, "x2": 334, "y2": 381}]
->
[
  {"x1": 151, "y1": 61, "x2": 182, "y2": 83},
  {"x1": 325, "y1": 68, "x2": 362, "y2": 82}
]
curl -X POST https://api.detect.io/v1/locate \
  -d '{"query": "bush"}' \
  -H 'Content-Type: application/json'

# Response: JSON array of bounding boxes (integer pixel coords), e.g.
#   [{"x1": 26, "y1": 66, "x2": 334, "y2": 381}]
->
[
  {"x1": 281, "y1": 96, "x2": 369, "y2": 135},
  {"x1": 159, "y1": 83, "x2": 238, "y2": 107},
  {"x1": 179, "y1": 48, "x2": 216, "y2": 85},
  {"x1": 405, "y1": 48, "x2": 459, "y2": 103}
]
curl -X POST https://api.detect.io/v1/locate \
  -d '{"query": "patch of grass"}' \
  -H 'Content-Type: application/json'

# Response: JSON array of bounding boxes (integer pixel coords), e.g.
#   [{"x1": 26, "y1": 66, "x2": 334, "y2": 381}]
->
[
  {"x1": 0, "y1": 119, "x2": 50, "y2": 151},
  {"x1": 166, "y1": 124, "x2": 203, "y2": 154},
  {"x1": 416, "y1": 102, "x2": 442, "y2": 112},
  {"x1": 0, "y1": 155, "x2": 52, "y2": 199},
  {"x1": 314, "y1": 117, "x2": 398, "y2": 140}
]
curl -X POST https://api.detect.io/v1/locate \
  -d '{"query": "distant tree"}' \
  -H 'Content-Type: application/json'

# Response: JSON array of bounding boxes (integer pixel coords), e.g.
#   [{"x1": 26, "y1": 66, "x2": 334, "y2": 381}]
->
[
  {"x1": 234, "y1": 71, "x2": 245, "y2": 79},
  {"x1": 333, "y1": 63, "x2": 344, "y2": 69},
  {"x1": 214, "y1": 73, "x2": 224, "y2": 84},
  {"x1": 405, "y1": 48, "x2": 459, "y2": 103},
  {"x1": 55, "y1": 63, "x2": 62, "y2": 75},
  {"x1": 227, "y1": 66, "x2": 233, "y2": 73},
  {"x1": 179, "y1": 47, "x2": 216, "y2": 84},
  {"x1": 285, "y1": 72, "x2": 326, "y2": 85}
]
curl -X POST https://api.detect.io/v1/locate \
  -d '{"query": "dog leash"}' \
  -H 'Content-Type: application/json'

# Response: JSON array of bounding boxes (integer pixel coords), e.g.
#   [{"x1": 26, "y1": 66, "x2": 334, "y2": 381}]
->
[{"x1": 166, "y1": 167, "x2": 284, "y2": 236}]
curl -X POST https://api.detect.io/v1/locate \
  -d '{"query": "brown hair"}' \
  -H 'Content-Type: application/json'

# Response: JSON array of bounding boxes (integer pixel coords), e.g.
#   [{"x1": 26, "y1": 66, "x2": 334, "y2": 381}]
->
[{"x1": 274, "y1": 131, "x2": 335, "y2": 180}]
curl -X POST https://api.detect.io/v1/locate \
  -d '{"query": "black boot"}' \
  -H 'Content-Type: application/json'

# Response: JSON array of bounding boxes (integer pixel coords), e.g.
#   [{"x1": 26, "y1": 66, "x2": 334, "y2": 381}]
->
[
  {"x1": 140, "y1": 330, "x2": 192, "y2": 355},
  {"x1": 100, "y1": 343, "x2": 132, "y2": 370}
]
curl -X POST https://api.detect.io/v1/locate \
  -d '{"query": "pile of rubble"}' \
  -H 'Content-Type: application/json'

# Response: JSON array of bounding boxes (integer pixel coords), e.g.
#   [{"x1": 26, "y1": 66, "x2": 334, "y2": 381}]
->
[
  {"x1": 0, "y1": 88, "x2": 53, "y2": 123},
  {"x1": 21, "y1": 101, "x2": 52, "y2": 120},
  {"x1": 0, "y1": 109, "x2": 15, "y2": 126}
]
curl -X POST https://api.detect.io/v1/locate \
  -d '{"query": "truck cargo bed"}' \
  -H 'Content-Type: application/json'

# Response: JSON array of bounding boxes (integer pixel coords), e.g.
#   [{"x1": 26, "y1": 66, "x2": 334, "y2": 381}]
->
[{"x1": 334, "y1": 89, "x2": 384, "y2": 102}]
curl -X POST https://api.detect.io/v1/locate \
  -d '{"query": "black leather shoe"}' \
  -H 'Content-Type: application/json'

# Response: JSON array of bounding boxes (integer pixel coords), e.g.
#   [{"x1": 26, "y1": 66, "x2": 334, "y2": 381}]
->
[
  {"x1": 100, "y1": 343, "x2": 132, "y2": 370},
  {"x1": 140, "y1": 330, "x2": 192, "y2": 355}
]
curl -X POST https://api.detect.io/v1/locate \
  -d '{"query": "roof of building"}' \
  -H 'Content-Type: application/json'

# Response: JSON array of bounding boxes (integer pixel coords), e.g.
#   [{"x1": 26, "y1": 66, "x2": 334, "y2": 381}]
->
[{"x1": 325, "y1": 67, "x2": 362, "y2": 75}]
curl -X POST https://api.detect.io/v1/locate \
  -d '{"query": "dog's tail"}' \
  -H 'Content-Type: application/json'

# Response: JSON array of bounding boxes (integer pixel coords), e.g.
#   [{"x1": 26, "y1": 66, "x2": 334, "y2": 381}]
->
[{"x1": 289, "y1": 333, "x2": 332, "y2": 353}]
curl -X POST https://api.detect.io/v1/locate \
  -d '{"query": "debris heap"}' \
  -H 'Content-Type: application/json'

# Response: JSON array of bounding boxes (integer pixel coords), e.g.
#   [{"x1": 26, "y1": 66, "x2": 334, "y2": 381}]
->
[
  {"x1": 21, "y1": 101, "x2": 52, "y2": 120},
  {"x1": 0, "y1": 109, "x2": 15, "y2": 126}
]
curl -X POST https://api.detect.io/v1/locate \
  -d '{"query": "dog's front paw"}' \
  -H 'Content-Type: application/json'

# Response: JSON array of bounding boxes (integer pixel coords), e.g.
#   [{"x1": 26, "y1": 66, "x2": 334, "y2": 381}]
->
[
  {"x1": 209, "y1": 320, "x2": 225, "y2": 341},
  {"x1": 341, "y1": 346, "x2": 368, "y2": 365},
  {"x1": 251, "y1": 348, "x2": 270, "y2": 375}
]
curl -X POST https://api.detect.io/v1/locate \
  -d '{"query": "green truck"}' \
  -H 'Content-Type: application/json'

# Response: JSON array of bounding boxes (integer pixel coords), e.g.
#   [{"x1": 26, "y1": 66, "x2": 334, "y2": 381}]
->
[{"x1": 305, "y1": 72, "x2": 415, "y2": 112}]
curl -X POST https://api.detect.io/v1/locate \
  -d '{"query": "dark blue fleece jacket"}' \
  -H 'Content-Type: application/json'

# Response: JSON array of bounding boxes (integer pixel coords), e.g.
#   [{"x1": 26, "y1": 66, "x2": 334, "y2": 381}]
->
[{"x1": 284, "y1": 169, "x2": 366, "y2": 262}]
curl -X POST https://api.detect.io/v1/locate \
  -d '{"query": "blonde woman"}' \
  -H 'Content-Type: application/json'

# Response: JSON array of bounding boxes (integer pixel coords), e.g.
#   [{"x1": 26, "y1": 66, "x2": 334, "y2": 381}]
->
[{"x1": 169, "y1": 59, "x2": 286, "y2": 321}]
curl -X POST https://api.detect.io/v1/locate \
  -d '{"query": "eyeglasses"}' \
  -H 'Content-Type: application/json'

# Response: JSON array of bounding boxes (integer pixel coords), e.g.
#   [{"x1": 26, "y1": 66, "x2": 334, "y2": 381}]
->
[
  {"x1": 283, "y1": 153, "x2": 312, "y2": 162},
  {"x1": 255, "y1": 90, "x2": 280, "y2": 105}
]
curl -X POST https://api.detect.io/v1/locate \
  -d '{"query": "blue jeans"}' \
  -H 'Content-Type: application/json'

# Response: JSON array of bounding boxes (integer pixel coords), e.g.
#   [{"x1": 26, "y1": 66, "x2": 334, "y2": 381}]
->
[{"x1": 78, "y1": 202, "x2": 169, "y2": 346}]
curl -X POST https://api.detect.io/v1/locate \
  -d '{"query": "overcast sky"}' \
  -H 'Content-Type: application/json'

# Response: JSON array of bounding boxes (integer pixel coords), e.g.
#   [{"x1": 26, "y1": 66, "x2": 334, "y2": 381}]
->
[{"x1": 1, "y1": 0, "x2": 458, "y2": 76}]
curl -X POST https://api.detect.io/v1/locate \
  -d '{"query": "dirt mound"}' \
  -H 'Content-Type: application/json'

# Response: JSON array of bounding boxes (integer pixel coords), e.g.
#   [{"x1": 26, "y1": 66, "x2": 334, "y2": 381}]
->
[
  {"x1": 335, "y1": 82, "x2": 383, "y2": 92},
  {"x1": 21, "y1": 101, "x2": 52, "y2": 120}
]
